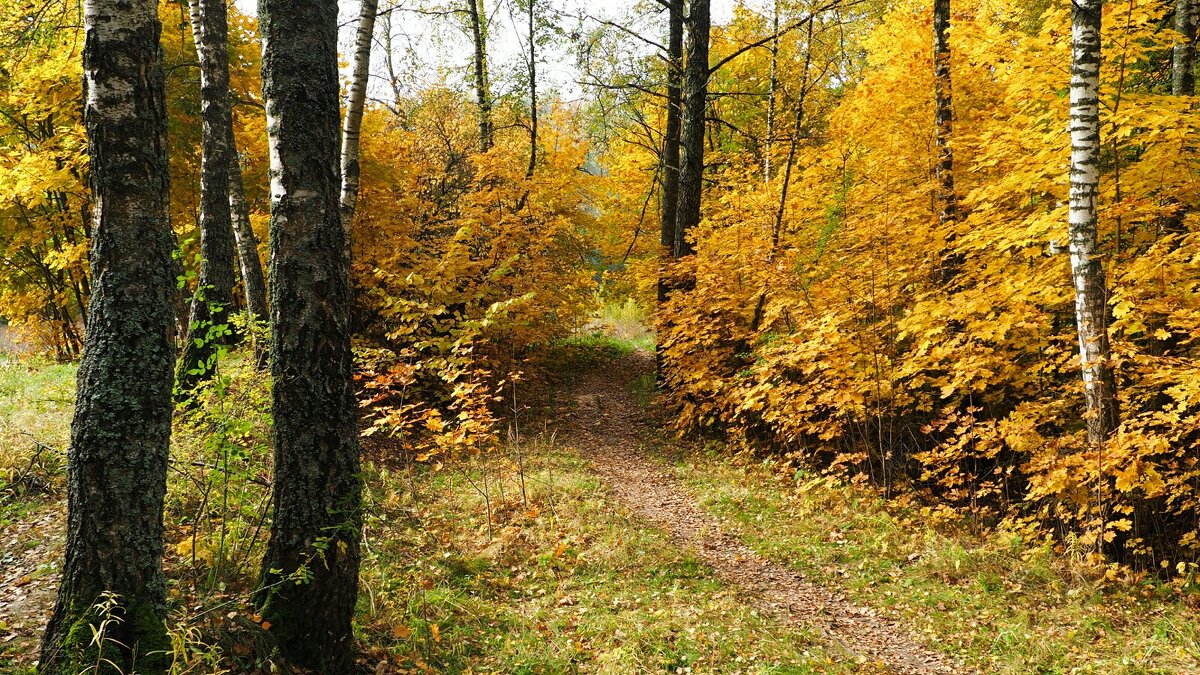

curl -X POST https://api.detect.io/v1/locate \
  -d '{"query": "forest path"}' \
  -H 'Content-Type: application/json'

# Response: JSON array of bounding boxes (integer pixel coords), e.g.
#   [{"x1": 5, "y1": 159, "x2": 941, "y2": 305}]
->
[{"x1": 558, "y1": 350, "x2": 962, "y2": 674}]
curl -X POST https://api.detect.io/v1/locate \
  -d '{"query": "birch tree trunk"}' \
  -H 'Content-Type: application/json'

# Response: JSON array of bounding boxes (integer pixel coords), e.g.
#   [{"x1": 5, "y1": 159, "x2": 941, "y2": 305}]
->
[
  {"x1": 177, "y1": 0, "x2": 239, "y2": 394},
  {"x1": 525, "y1": 0, "x2": 538, "y2": 178},
  {"x1": 468, "y1": 0, "x2": 494, "y2": 152},
  {"x1": 933, "y1": 0, "x2": 959, "y2": 283},
  {"x1": 1175, "y1": 0, "x2": 1196, "y2": 96},
  {"x1": 255, "y1": 0, "x2": 362, "y2": 670},
  {"x1": 1069, "y1": 0, "x2": 1120, "y2": 447},
  {"x1": 340, "y1": 0, "x2": 378, "y2": 242},
  {"x1": 229, "y1": 150, "x2": 269, "y2": 328},
  {"x1": 674, "y1": 0, "x2": 711, "y2": 259},
  {"x1": 39, "y1": 0, "x2": 176, "y2": 670}
]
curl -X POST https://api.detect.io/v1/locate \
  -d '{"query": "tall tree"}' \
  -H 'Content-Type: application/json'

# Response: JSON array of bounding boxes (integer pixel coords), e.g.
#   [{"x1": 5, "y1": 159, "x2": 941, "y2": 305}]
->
[
  {"x1": 933, "y1": 0, "x2": 958, "y2": 282},
  {"x1": 1068, "y1": 0, "x2": 1120, "y2": 447},
  {"x1": 467, "y1": 0, "x2": 494, "y2": 152},
  {"x1": 1175, "y1": 0, "x2": 1196, "y2": 96},
  {"x1": 255, "y1": 0, "x2": 362, "y2": 671},
  {"x1": 673, "y1": 0, "x2": 710, "y2": 259},
  {"x1": 340, "y1": 0, "x2": 378, "y2": 238},
  {"x1": 525, "y1": 0, "x2": 538, "y2": 178},
  {"x1": 39, "y1": 0, "x2": 177, "y2": 670},
  {"x1": 229, "y1": 150, "x2": 269, "y2": 333},
  {"x1": 177, "y1": 0, "x2": 240, "y2": 393},
  {"x1": 659, "y1": 0, "x2": 684, "y2": 300},
  {"x1": 764, "y1": 0, "x2": 779, "y2": 183}
]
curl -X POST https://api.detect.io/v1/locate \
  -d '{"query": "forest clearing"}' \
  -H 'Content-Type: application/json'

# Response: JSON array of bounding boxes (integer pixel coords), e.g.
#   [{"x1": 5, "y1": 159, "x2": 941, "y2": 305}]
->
[{"x1": 3, "y1": 0, "x2": 1200, "y2": 671}]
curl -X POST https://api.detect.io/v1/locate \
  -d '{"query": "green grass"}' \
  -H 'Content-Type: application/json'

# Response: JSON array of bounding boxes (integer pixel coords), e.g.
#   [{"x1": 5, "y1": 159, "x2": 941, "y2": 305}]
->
[
  {"x1": 356, "y1": 441, "x2": 852, "y2": 673},
  {"x1": 665, "y1": 444, "x2": 1200, "y2": 674},
  {"x1": 0, "y1": 359, "x2": 74, "y2": 513}
]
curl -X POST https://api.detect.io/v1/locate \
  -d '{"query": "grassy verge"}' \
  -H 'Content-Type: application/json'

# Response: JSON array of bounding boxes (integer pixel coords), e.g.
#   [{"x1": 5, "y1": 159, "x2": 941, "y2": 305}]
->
[{"x1": 666, "y1": 442, "x2": 1200, "y2": 674}]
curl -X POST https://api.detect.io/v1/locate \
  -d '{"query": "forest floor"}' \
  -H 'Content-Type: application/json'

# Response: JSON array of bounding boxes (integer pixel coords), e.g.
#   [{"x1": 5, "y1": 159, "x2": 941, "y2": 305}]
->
[{"x1": 1, "y1": 340, "x2": 1199, "y2": 673}]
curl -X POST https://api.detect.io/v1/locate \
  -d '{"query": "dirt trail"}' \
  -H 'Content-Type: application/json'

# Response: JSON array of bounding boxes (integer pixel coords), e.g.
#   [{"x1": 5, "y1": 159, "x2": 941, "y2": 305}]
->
[{"x1": 560, "y1": 351, "x2": 961, "y2": 674}]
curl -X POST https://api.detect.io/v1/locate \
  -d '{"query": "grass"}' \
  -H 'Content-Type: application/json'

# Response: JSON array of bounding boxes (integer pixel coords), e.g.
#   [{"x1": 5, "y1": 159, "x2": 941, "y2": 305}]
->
[
  {"x1": 664, "y1": 442, "x2": 1200, "y2": 674},
  {"x1": 0, "y1": 358, "x2": 74, "y2": 515},
  {"x1": 356, "y1": 440, "x2": 851, "y2": 673}
]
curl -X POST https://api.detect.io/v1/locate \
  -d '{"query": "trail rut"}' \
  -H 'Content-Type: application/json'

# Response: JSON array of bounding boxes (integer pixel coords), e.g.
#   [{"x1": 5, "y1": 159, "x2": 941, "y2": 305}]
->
[{"x1": 559, "y1": 351, "x2": 962, "y2": 674}]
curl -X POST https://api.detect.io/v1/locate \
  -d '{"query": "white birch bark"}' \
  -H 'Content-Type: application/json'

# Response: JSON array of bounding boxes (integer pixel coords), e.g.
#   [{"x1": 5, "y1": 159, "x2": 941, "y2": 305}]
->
[{"x1": 1069, "y1": 0, "x2": 1120, "y2": 446}]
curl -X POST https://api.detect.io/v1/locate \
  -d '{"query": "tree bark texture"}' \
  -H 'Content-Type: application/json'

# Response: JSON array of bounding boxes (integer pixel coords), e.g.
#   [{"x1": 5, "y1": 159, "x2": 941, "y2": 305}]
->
[
  {"x1": 178, "y1": 0, "x2": 240, "y2": 394},
  {"x1": 256, "y1": 0, "x2": 363, "y2": 671},
  {"x1": 1175, "y1": 0, "x2": 1196, "y2": 96},
  {"x1": 39, "y1": 0, "x2": 177, "y2": 671},
  {"x1": 468, "y1": 0, "x2": 494, "y2": 152},
  {"x1": 1069, "y1": 0, "x2": 1120, "y2": 447},
  {"x1": 674, "y1": 0, "x2": 710, "y2": 259},
  {"x1": 340, "y1": 0, "x2": 378, "y2": 239}
]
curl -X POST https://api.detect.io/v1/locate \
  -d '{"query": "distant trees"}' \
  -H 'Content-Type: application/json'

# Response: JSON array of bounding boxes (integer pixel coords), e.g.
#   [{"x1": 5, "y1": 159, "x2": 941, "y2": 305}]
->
[
  {"x1": 254, "y1": 0, "x2": 362, "y2": 671},
  {"x1": 39, "y1": 0, "x2": 177, "y2": 670}
]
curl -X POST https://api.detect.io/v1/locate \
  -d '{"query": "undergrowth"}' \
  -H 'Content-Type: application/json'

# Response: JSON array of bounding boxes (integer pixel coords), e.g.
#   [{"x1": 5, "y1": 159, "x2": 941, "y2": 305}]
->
[{"x1": 668, "y1": 442, "x2": 1200, "y2": 673}]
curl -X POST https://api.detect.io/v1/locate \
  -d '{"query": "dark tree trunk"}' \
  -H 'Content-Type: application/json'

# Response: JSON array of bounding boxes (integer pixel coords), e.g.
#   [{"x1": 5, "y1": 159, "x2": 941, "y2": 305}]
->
[
  {"x1": 468, "y1": 0, "x2": 494, "y2": 153},
  {"x1": 340, "y1": 0, "x2": 378, "y2": 241},
  {"x1": 255, "y1": 0, "x2": 362, "y2": 671},
  {"x1": 673, "y1": 0, "x2": 710, "y2": 259},
  {"x1": 526, "y1": 0, "x2": 538, "y2": 178},
  {"x1": 39, "y1": 0, "x2": 177, "y2": 671},
  {"x1": 933, "y1": 0, "x2": 959, "y2": 282},
  {"x1": 656, "y1": 0, "x2": 684, "y2": 382},
  {"x1": 178, "y1": 0, "x2": 239, "y2": 394},
  {"x1": 660, "y1": 0, "x2": 684, "y2": 269}
]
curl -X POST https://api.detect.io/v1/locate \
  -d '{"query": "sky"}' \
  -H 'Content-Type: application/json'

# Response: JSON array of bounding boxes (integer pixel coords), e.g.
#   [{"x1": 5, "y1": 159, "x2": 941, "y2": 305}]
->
[{"x1": 232, "y1": 0, "x2": 755, "y2": 103}]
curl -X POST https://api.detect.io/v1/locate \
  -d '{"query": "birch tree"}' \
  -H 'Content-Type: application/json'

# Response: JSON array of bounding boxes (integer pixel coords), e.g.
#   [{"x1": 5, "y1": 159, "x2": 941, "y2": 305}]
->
[
  {"x1": 1068, "y1": 0, "x2": 1120, "y2": 447},
  {"x1": 468, "y1": 0, "x2": 494, "y2": 152},
  {"x1": 340, "y1": 0, "x2": 378, "y2": 237},
  {"x1": 39, "y1": 0, "x2": 177, "y2": 670},
  {"x1": 255, "y1": 0, "x2": 362, "y2": 670},
  {"x1": 177, "y1": 0, "x2": 240, "y2": 393},
  {"x1": 1175, "y1": 0, "x2": 1196, "y2": 96}
]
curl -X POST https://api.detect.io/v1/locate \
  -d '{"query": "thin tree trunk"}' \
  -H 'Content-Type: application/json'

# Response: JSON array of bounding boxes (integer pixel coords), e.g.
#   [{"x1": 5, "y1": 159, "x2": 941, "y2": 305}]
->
[
  {"x1": 764, "y1": 0, "x2": 779, "y2": 183},
  {"x1": 39, "y1": 0, "x2": 176, "y2": 671},
  {"x1": 526, "y1": 0, "x2": 538, "y2": 178},
  {"x1": 1175, "y1": 0, "x2": 1196, "y2": 96},
  {"x1": 468, "y1": 0, "x2": 494, "y2": 152},
  {"x1": 255, "y1": 0, "x2": 362, "y2": 671},
  {"x1": 340, "y1": 0, "x2": 378, "y2": 243},
  {"x1": 178, "y1": 0, "x2": 239, "y2": 394},
  {"x1": 1069, "y1": 0, "x2": 1120, "y2": 447},
  {"x1": 751, "y1": 20, "x2": 813, "y2": 332},
  {"x1": 933, "y1": 0, "x2": 959, "y2": 283},
  {"x1": 674, "y1": 0, "x2": 711, "y2": 259},
  {"x1": 228, "y1": 150, "x2": 269, "y2": 363}
]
